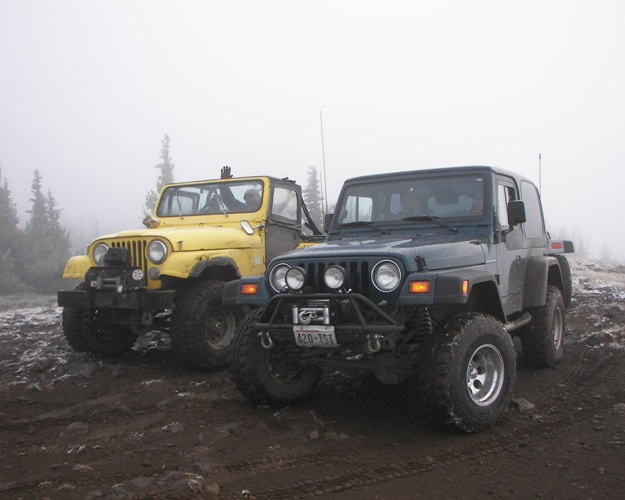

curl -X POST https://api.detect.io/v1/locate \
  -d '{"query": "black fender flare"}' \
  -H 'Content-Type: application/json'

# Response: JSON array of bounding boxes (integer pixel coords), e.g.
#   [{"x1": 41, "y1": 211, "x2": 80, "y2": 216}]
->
[
  {"x1": 189, "y1": 256, "x2": 242, "y2": 282},
  {"x1": 427, "y1": 269, "x2": 505, "y2": 321},
  {"x1": 523, "y1": 255, "x2": 560, "y2": 308}
]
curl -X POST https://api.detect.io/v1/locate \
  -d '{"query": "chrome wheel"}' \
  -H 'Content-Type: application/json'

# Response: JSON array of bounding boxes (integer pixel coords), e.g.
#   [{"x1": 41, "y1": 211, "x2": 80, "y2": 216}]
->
[
  {"x1": 466, "y1": 343, "x2": 505, "y2": 407},
  {"x1": 551, "y1": 306, "x2": 564, "y2": 351}
]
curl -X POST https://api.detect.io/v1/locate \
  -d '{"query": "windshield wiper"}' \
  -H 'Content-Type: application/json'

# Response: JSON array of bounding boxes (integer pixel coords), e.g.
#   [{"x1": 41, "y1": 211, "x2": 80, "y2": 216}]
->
[
  {"x1": 402, "y1": 215, "x2": 458, "y2": 234},
  {"x1": 215, "y1": 192, "x2": 229, "y2": 216},
  {"x1": 339, "y1": 221, "x2": 389, "y2": 235},
  {"x1": 175, "y1": 192, "x2": 184, "y2": 219}
]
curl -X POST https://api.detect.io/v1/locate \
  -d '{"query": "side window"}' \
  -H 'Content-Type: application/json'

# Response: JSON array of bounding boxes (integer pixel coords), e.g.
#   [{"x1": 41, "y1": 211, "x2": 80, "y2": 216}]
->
[
  {"x1": 497, "y1": 184, "x2": 514, "y2": 229},
  {"x1": 272, "y1": 187, "x2": 299, "y2": 222},
  {"x1": 340, "y1": 195, "x2": 373, "y2": 223},
  {"x1": 520, "y1": 181, "x2": 545, "y2": 239}
]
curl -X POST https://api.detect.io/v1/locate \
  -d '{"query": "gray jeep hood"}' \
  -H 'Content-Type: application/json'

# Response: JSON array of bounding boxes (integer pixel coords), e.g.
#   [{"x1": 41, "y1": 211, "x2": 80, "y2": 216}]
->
[{"x1": 282, "y1": 232, "x2": 487, "y2": 271}]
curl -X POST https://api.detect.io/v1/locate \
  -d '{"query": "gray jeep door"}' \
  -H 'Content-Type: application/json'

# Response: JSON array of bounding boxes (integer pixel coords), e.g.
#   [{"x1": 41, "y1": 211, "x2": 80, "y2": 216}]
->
[{"x1": 495, "y1": 175, "x2": 527, "y2": 316}]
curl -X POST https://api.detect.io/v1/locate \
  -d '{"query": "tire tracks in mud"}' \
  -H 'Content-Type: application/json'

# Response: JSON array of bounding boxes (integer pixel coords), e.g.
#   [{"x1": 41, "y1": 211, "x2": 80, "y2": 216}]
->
[
  {"x1": 0, "y1": 393, "x2": 250, "y2": 461},
  {"x1": 2, "y1": 344, "x2": 621, "y2": 498},
  {"x1": 212, "y1": 347, "x2": 625, "y2": 499},
  {"x1": 0, "y1": 386, "x2": 260, "y2": 498}
]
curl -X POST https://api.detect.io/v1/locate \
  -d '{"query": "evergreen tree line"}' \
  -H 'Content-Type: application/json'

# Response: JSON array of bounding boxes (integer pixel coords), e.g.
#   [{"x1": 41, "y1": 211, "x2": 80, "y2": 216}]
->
[
  {"x1": 0, "y1": 167, "x2": 71, "y2": 295},
  {"x1": 11, "y1": 134, "x2": 601, "y2": 296},
  {"x1": 0, "y1": 135, "x2": 326, "y2": 296}
]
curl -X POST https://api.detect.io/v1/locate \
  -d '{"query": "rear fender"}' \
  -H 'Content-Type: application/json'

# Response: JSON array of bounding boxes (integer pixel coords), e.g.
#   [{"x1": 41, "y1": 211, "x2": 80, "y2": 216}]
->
[{"x1": 523, "y1": 256, "x2": 560, "y2": 308}]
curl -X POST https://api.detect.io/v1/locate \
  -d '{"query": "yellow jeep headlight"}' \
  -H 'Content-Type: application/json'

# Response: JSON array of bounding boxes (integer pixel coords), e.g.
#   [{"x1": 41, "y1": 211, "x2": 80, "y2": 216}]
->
[
  {"x1": 93, "y1": 243, "x2": 109, "y2": 266},
  {"x1": 147, "y1": 240, "x2": 168, "y2": 264}
]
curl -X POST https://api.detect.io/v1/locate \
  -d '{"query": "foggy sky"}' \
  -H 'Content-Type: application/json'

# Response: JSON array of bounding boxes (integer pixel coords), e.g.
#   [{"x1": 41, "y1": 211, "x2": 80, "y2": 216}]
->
[{"x1": 1, "y1": 0, "x2": 624, "y2": 260}]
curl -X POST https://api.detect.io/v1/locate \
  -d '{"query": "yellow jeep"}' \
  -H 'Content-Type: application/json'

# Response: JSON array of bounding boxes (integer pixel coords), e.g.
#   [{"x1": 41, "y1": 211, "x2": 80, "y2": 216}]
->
[{"x1": 57, "y1": 174, "x2": 323, "y2": 370}]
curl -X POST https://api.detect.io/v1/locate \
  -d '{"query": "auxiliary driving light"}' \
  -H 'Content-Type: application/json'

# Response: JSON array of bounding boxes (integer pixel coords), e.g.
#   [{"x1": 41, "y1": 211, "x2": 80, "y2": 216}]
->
[
  {"x1": 324, "y1": 265, "x2": 347, "y2": 290},
  {"x1": 285, "y1": 267, "x2": 306, "y2": 291}
]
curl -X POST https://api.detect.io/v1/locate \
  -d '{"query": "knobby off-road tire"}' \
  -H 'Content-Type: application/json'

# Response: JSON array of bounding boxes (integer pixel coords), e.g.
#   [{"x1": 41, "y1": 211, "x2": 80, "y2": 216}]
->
[
  {"x1": 62, "y1": 306, "x2": 137, "y2": 357},
  {"x1": 171, "y1": 280, "x2": 244, "y2": 371},
  {"x1": 521, "y1": 285, "x2": 565, "y2": 368},
  {"x1": 427, "y1": 313, "x2": 517, "y2": 433},
  {"x1": 230, "y1": 308, "x2": 322, "y2": 406}
]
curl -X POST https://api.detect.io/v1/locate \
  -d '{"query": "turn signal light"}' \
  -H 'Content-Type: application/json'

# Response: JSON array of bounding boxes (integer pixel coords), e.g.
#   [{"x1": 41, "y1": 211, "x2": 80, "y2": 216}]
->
[
  {"x1": 462, "y1": 280, "x2": 469, "y2": 295},
  {"x1": 241, "y1": 283, "x2": 258, "y2": 295},
  {"x1": 409, "y1": 281, "x2": 431, "y2": 293}
]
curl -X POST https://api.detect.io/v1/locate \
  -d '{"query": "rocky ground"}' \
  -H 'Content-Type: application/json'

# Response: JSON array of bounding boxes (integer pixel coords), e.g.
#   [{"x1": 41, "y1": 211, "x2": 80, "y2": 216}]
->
[{"x1": 1, "y1": 257, "x2": 624, "y2": 499}]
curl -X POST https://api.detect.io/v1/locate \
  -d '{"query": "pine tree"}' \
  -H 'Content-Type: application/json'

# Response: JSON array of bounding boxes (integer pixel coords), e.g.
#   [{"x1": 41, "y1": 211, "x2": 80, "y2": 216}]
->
[
  {"x1": 46, "y1": 189, "x2": 72, "y2": 275},
  {"x1": 303, "y1": 166, "x2": 324, "y2": 230},
  {"x1": 22, "y1": 170, "x2": 71, "y2": 293},
  {"x1": 0, "y1": 166, "x2": 25, "y2": 293},
  {"x1": 0, "y1": 166, "x2": 21, "y2": 243},
  {"x1": 144, "y1": 134, "x2": 175, "y2": 215},
  {"x1": 26, "y1": 170, "x2": 47, "y2": 233}
]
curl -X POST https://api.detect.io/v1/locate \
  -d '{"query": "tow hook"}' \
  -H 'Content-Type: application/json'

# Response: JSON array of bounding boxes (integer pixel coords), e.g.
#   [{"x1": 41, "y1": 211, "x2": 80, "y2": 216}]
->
[
  {"x1": 366, "y1": 334, "x2": 383, "y2": 353},
  {"x1": 260, "y1": 331, "x2": 274, "y2": 349}
]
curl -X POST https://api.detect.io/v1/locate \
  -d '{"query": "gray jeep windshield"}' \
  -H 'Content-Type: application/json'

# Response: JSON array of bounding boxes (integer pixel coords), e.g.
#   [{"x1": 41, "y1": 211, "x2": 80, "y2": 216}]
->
[
  {"x1": 336, "y1": 174, "x2": 485, "y2": 226},
  {"x1": 156, "y1": 180, "x2": 265, "y2": 217}
]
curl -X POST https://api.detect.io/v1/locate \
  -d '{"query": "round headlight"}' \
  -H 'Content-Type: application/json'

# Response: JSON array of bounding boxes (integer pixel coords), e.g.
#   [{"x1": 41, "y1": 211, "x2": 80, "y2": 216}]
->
[
  {"x1": 324, "y1": 265, "x2": 347, "y2": 290},
  {"x1": 269, "y1": 263, "x2": 290, "y2": 292},
  {"x1": 93, "y1": 243, "x2": 109, "y2": 266},
  {"x1": 372, "y1": 260, "x2": 402, "y2": 292},
  {"x1": 285, "y1": 267, "x2": 306, "y2": 291},
  {"x1": 147, "y1": 240, "x2": 168, "y2": 264}
]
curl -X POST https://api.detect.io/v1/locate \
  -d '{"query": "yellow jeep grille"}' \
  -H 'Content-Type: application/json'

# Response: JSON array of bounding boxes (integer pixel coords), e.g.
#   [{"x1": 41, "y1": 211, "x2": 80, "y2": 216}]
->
[{"x1": 110, "y1": 239, "x2": 148, "y2": 274}]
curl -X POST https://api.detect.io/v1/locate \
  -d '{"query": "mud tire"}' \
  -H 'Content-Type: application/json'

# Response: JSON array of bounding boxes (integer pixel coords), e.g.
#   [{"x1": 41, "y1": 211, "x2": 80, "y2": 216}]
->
[
  {"x1": 556, "y1": 255, "x2": 573, "y2": 308},
  {"x1": 522, "y1": 285, "x2": 565, "y2": 368},
  {"x1": 230, "y1": 308, "x2": 321, "y2": 406},
  {"x1": 171, "y1": 280, "x2": 244, "y2": 371},
  {"x1": 62, "y1": 306, "x2": 137, "y2": 356},
  {"x1": 427, "y1": 313, "x2": 517, "y2": 433}
]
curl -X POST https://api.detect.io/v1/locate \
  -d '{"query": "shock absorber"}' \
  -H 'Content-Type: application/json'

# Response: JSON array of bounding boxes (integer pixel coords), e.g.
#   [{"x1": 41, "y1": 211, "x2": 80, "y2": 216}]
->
[{"x1": 405, "y1": 306, "x2": 433, "y2": 345}]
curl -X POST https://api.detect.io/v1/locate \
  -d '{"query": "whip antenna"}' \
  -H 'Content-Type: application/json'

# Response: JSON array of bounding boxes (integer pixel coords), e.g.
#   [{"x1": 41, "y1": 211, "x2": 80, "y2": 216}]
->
[
  {"x1": 320, "y1": 111, "x2": 328, "y2": 213},
  {"x1": 538, "y1": 153, "x2": 542, "y2": 194}
]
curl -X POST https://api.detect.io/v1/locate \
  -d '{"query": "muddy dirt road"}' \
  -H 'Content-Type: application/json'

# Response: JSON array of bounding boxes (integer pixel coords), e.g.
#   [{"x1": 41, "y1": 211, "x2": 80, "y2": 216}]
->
[{"x1": 1, "y1": 258, "x2": 624, "y2": 499}]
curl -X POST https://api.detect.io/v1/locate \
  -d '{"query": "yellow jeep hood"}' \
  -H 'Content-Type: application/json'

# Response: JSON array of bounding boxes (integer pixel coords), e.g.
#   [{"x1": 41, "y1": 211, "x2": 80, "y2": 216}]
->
[{"x1": 99, "y1": 224, "x2": 253, "y2": 251}]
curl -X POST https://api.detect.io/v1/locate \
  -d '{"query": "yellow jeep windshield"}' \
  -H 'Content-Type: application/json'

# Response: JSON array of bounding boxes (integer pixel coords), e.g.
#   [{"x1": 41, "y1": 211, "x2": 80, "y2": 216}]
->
[{"x1": 156, "y1": 180, "x2": 265, "y2": 217}]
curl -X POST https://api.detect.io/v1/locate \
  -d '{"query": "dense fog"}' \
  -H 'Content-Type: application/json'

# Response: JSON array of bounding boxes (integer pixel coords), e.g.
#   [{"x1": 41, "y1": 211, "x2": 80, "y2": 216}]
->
[{"x1": 1, "y1": 1, "x2": 624, "y2": 261}]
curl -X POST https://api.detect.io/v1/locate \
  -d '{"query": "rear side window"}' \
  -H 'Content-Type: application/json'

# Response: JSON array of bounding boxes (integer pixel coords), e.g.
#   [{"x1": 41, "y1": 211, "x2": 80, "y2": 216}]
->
[
  {"x1": 272, "y1": 186, "x2": 299, "y2": 223},
  {"x1": 520, "y1": 181, "x2": 545, "y2": 239}
]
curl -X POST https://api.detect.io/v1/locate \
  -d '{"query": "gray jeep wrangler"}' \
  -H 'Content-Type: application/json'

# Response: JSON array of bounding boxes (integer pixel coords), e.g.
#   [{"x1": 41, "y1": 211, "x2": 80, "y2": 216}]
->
[{"x1": 223, "y1": 166, "x2": 574, "y2": 432}]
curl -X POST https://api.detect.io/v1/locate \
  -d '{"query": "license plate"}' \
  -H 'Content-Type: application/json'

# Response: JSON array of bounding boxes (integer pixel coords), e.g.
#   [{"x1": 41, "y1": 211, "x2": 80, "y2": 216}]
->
[{"x1": 293, "y1": 325, "x2": 337, "y2": 348}]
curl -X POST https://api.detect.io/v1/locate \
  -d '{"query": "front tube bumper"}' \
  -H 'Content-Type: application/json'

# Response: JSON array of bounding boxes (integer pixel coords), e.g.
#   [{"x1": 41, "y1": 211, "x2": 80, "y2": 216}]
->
[
  {"x1": 254, "y1": 292, "x2": 404, "y2": 340},
  {"x1": 57, "y1": 289, "x2": 176, "y2": 310}
]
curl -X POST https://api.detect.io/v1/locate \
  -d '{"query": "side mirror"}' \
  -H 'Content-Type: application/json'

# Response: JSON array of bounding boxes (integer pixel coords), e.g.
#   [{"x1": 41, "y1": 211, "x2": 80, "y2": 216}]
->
[
  {"x1": 324, "y1": 213, "x2": 333, "y2": 233},
  {"x1": 142, "y1": 215, "x2": 160, "y2": 229},
  {"x1": 507, "y1": 200, "x2": 526, "y2": 226},
  {"x1": 240, "y1": 220, "x2": 264, "y2": 235},
  {"x1": 240, "y1": 220, "x2": 255, "y2": 235}
]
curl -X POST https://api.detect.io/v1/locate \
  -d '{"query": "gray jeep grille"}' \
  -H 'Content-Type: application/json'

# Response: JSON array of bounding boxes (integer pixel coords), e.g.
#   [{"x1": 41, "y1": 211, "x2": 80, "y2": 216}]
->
[{"x1": 286, "y1": 259, "x2": 373, "y2": 295}]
